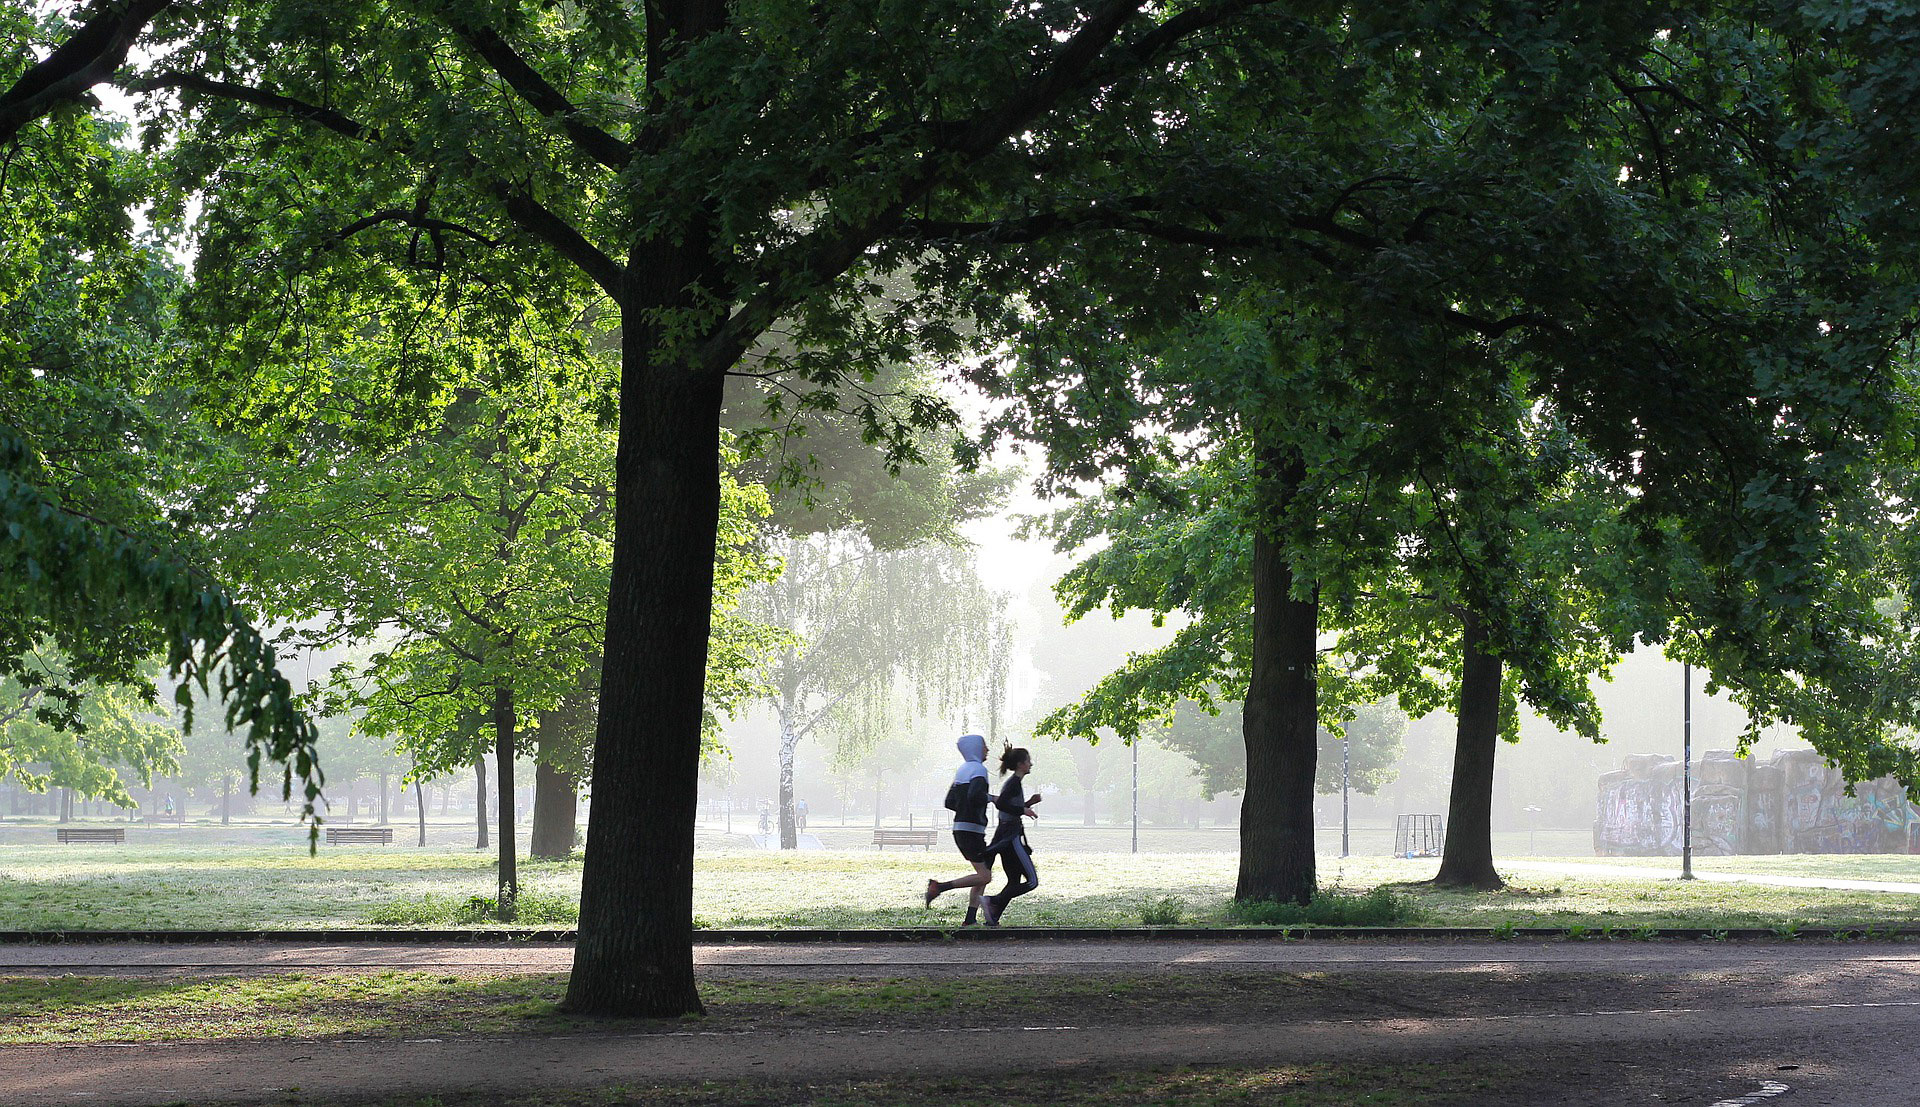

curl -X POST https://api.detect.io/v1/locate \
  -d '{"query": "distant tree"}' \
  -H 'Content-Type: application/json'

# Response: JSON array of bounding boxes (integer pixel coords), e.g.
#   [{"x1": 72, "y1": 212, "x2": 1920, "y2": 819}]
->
[
  {"x1": 1148, "y1": 698, "x2": 1406, "y2": 802},
  {"x1": 219, "y1": 361, "x2": 778, "y2": 916},
  {"x1": 0, "y1": 660, "x2": 176, "y2": 814},
  {"x1": 745, "y1": 533, "x2": 1010, "y2": 848}
]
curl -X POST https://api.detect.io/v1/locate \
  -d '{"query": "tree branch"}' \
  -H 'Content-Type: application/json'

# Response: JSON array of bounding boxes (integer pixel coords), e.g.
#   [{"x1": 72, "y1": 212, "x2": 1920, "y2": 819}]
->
[
  {"x1": 330, "y1": 208, "x2": 503, "y2": 248},
  {"x1": 444, "y1": 19, "x2": 635, "y2": 171},
  {"x1": 698, "y1": 0, "x2": 1244, "y2": 374},
  {"x1": 125, "y1": 72, "x2": 626, "y2": 297},
  {"x1": 0, "y1": 0, "x2": 173, "y2": 143}
]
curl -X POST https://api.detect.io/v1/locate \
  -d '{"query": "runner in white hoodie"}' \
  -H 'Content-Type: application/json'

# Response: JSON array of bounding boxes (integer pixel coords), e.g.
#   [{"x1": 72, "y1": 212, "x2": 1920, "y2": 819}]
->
[{"x1": 925, "y1": 733, "x2": 995, "y2": 926}]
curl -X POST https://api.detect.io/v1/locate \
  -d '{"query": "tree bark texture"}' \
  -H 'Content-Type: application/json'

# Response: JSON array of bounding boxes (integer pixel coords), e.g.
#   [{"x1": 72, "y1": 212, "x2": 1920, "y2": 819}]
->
[
  {"x1": 1433, "y1": 610, "x2": 1507, "y2": 890},
  {"x1": 531, "y1": 755, "x2": 578, "y2": 860},
  {"x1": 475, "y1": 756, "x2": 489, "y2": 850},
  {"x1": 377, "y1": 771, "x2": 389, "y2": 825},
  {"x1": 493, "y1": 686, "x2": 519, "y2": 920},
  {"x1": 564, "y1": 330, "x2": 726, "y2": 1017},
  {"x1": 1237, "y1": 451, "x2": 1318, "y2": 905},
  {"x1": 415, "y1": 779, "x2": 426, "y2": 847}
]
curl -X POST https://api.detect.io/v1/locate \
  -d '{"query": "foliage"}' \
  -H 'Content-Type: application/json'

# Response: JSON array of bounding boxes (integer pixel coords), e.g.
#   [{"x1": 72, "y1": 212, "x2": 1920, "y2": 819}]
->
[
  {"x1": 0, "y1": 659, "x2": 176, "y2": 806},
  {"x1": 1148, "y1": 698, "x2": 1407, "y2": 801},
  {"x1": 214, "y1": 363, "x2": 779, "y2": 780},
  {"x1": 0, "y1": 71, "x2": 318, "y2": 820},
  {"x1": 749, "y1": 534, "x2": 1010, "y2": 754}
]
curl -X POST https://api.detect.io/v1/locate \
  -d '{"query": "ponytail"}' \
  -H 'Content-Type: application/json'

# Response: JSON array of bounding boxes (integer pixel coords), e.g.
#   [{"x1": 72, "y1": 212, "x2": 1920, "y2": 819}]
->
[{"x1": 998, "y1": 744, "x2": 1029, "y2": 776}]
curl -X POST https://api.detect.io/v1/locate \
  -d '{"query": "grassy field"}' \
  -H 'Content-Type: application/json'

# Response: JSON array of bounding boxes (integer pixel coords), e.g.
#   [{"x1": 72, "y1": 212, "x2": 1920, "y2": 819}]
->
[
  {"x1": 1543, "y1": 854, "x2": 1920, "y2": 881},
  {"x1": 2, "y1": 841, "x2": 1919, "y2": 930}
]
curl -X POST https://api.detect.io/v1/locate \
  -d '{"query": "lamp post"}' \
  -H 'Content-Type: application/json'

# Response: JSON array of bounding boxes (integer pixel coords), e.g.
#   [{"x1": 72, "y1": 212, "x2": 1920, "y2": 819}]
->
[
  {"x1": 1131, "y1": 737, "x2": 1139, "y2": 854},
  {"x1": 1681, "y1": 662, "x2": 1696, "y2": 880}
]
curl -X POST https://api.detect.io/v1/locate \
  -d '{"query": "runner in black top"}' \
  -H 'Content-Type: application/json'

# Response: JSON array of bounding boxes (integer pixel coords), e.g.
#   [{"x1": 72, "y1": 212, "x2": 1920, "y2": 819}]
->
[{"x1": 982, "y1": 744, "x2": 1040, "y2": 927}]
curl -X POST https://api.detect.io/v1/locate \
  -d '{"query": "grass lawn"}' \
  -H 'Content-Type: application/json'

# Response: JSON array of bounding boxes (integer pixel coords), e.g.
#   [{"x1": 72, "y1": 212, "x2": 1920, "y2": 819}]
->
[
  {"x1": 1543, "y1": 854, "x2": 1920, "y2": 881},
  {"x1": 1, "y1": 843, "x2": 1918, "y2": 931}
]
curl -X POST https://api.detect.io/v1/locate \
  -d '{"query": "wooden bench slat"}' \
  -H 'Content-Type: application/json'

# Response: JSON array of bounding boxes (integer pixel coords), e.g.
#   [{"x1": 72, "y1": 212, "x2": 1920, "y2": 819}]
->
[
  {"x1": 324, "y1": 826, "x2": 394, "y2": 844},
  {"x1": 56, "y1": 828, "x2": 125, "y2": 844},
  {"x1": 871, "y1": 828, "x2": 939, "y2": 850}
]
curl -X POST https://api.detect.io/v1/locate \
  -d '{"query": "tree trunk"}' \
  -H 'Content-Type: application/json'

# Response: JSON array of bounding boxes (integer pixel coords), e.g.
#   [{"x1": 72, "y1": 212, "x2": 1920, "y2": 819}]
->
[
  {"x1": 59, "y1": 787, "x2": 72, "y2": 823},
  {"x1": 377, "y1": 771, "x2": 389, "y2": 825},
  {"x1": 222, "y1": 774, "x2": 231, "y2": 826},
  {"x1": 531, "y1": 681, "x2": 590, "y2": 859},
  {"x1": 1433, "y1": 610, "x2": 1507, "y2": 890},
  {"x1": 531, "y1": 760, "x2": 577, "y2": 859},
  {"x1": 415, "y1": 778, "x2": 427, "y2": 847},
  {"x1": 564, "y1": 337, "x2": 725, "y2": 1017},
  {"x1": 475, "y1": 756, "x2": 489, "y2": 850},
  {"x1": 777, "y1": 716, "x2": 800, "y2": 850},
  {"x1": 494, "y1": 687, "x2": 519, "y2": 920},
  {"x1": 1236, "y1": 450, "x2": 1318, "y2": 905}
]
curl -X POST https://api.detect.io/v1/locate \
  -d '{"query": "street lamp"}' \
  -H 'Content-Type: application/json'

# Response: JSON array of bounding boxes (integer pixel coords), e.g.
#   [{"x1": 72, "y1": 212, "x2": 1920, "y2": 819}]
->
[{"x1": 1681, "y1": 661, "x2": 1696, "y2": 881}]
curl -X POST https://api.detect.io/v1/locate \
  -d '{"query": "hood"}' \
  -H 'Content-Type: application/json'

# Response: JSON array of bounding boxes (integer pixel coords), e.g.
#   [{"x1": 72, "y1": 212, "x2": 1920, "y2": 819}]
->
[{"x1": 953, "y1": 733, "x2": 989, "y2": 785}]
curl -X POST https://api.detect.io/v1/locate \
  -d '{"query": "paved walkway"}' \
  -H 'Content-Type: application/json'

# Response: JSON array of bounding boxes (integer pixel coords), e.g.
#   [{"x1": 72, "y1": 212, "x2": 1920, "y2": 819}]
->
[{"x1": 1503, "y1": 859, "x2": 1920, "y2": 895}]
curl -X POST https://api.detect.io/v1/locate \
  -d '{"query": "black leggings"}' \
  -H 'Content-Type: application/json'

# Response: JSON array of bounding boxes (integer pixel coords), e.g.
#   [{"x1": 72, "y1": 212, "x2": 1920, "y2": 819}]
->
[{"x1": 988, "y1": 836, "x2": 1038, "y2": 913}]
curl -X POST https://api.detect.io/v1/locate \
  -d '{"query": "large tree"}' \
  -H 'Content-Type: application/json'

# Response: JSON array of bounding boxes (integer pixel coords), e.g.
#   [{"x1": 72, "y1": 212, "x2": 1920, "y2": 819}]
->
[{"x1": 100, "y1": 0, "x2": 1311, "y2": 1015}]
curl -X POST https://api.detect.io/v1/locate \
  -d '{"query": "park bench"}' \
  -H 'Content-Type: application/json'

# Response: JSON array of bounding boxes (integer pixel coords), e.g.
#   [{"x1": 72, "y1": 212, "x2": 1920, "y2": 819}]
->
[
  {"x1": 871, "y1": 828, "x2": 938, "y2": 850},
  {"x1": 324, "y1": 826, "x2": 394, "y2": 845},
  {"x1": 56, "y1": 828, "x2": 125, "y2": 844}
]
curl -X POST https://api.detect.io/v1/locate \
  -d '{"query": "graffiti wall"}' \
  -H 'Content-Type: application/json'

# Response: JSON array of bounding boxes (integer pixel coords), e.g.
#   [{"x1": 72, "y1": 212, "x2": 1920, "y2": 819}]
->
[{"x1": 1594, "y1": 750, "x2": 1918, "y2": 856}]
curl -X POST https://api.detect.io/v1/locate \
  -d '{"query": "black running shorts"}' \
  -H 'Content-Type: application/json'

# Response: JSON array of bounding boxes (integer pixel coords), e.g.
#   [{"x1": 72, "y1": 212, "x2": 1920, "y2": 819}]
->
[{"x1": 953, "y1": 830, "x2": 989, "y2": 863}]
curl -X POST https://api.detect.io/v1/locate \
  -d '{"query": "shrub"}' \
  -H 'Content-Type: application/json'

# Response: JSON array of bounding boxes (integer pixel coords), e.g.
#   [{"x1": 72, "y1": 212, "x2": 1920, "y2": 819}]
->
[
  {"x1": 1225, "y1": 886, "x2": 1415, "y2": 928},
  {"x1": 453, "y1": 890, "x2": 577, "y2": 924},
  {"x1": 365, "y1": 889, "x2": 578, "y2": 926},
  {"x1": 365, "y1": 895, "x2": 457, "y2": 926},
  {"x1": 1139, "y1": 896, "x2": 1186, "y2": 926}
]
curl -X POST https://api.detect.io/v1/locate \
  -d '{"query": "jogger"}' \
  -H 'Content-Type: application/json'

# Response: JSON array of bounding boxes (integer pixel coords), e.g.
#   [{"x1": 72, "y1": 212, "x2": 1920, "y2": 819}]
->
[
  {"x1": 925, "y1": 733, "x2": 995, "y2": 925},
  {"x1": 982, "y1": 744, "x2": 1040, "y2": 927}
]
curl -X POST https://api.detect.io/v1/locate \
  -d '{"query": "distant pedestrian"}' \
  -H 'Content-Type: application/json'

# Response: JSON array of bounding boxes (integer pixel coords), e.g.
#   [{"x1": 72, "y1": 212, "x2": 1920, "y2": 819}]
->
[
  {"x1": 981, "y1": 744, "x2": 1041, "y2": 927},
  {"x1": 925, "y1": 733, "x2": 994, "y2": 924},
  {"x1": 796, "y1": 799, "x2": 809, "y2": 833}
]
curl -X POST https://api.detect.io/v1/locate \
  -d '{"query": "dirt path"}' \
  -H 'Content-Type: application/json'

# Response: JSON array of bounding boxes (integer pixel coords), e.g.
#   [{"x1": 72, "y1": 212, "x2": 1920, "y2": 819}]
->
[
  {"x1": 12, "y1": 993, "x2": 1916, "y2": 1105},
  {"x1": 11, "y1": 940, "x2": 1920, "y2": 1105}
]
